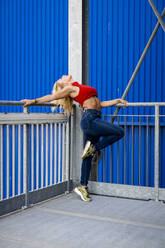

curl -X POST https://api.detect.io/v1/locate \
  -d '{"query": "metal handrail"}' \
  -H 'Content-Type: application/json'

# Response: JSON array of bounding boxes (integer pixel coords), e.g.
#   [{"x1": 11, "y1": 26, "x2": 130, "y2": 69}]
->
[
  {"x1": 1, "y1": 101, "x2": 165, "y2": 107},
  {"x1": 0, "y1": 101, "x2": 55, "y2": 107}
]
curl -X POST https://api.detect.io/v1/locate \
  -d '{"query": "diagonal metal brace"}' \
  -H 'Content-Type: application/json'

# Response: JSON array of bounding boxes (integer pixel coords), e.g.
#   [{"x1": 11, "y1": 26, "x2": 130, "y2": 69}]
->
[
  {"x1": 148, "y1": 0, "x2": 165, "y2": 32},
  {"x1": 111, "y1": 8, "x2": 165, "y2": 123}
]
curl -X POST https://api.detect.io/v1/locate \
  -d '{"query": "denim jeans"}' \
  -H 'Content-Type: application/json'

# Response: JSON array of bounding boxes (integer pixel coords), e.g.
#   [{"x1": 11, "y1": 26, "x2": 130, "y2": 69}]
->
[{"x1": 80, "y1": 109, "x2": 124, "y2": 186}]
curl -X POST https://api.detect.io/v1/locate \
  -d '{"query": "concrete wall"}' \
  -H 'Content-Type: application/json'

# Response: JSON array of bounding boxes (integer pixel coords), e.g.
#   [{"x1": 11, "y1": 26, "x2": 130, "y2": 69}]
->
[{"x1": 69, "y1": 0, "x2": 82, "y2": 84}]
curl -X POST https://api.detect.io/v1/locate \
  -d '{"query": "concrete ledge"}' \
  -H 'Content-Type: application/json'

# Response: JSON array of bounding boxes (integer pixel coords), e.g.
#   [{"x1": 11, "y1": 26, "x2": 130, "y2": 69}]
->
[
  {"x1": 88, "y1": 181, "x2": 157, "y2": 200},
  {"x1": 0, "y1": 181, "x2": 73, "y2": 217},
  {"x1": 159, "y1": 188, "x2": 165, "y2": 201},
  {"x1": 0, "y1": 194, "x2": 25, "y2": 217},
  {"x1": 29, "y1": 181, "x2": 73, "y2": 205}
]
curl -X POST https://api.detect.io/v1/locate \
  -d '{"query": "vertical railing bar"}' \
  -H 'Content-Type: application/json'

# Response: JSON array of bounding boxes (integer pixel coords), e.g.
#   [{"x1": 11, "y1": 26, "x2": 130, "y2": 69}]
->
[
  {"x1": 0, "y1": 125, "x2": 3, "y2": 200},
  {"x1": 58, "y1": 123, "x2": 61, "y2": 183},
  {"x1": 124, "y1": 116, "x2": 127, "y2": 184},
  {"x1": 23, "y1": 107, "x2": 30, "y2": 207},
  {"x1": 67, "y1": 116, "x2": 71, "y2": 192},
  {"x1": 146, "y1": 116, "x2": 149, "y2": 187},
  {"x1": 103, "y1": 116, "x2": 106, "y2": 182},
  {"x1": 155, "y1": 104, "x2": 160, "y2": 201},
  {"x1": 132, "y1": 116, "x2": 134, "y2": 185},
  {"x1": 12, "y1": 125, "x2": 16, "y2": 197},
  {"x1": 103, "y1": 149, "x2": 105, "y2": 182},
  {"x1": 7, "y1": 125, "x2": 9, "y2": 199},
  {"x1": 50, "y1": 123, "x2": 53, "y2": 185},
  {"x1": 36, "y1": 124, "x2": 39, "y2": 190},
  {"x1": 54, "y1": 123, "x2": 57, "y2": 184},
  {"x1": 139, "y1": 116, "x2": 141, "y2": 186},
  {"x1": 68, "y1": 110, "x2": 73, "y2": 185},
  {"x1": 110, "y1": 146, "x2": 113, "y2": 183},
  {"x1": 31, "y1": 124, "x2": 34, "y2": 191},
  {"x1": 70, "y1": 109, "x2": 74, "y2": 184},
  {"x1": 41, "y1": 124, "x2": 44, "y2": 188},
  {"x1": 18, "y1": 125, "x2": 21, "y2": 195},
  {"x1": 117, "y1": 116, "x2": 119, "y2": 184},
  {"x1": 63, "y1": 123, "x2": 67, "y2": 182},
  {"x1": 62, "y1": 124, "x2": 65, "y2": 182},
  {"x1": 46, "y1": 124, "x2": 48, "y2": 187},
  {"x1": 66, "y1": 121, "x2": 69, "y2": 186}
]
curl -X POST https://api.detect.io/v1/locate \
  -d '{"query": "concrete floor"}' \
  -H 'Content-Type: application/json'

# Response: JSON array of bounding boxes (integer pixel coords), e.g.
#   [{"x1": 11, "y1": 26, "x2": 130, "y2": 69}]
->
[{"x1": 0, "y1": 192, "x2": 165, "y2": 248}]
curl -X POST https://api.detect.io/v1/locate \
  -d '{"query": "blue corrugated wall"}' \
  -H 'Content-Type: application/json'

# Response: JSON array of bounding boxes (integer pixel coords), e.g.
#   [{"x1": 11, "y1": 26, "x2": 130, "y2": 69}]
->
[
  {"x1": 89, "y1": 0, "x2": 165, "y2": 187},
  {"x1": 0, "y1": 0, "x2": 68, "y2": 199},
  {"x1": 0, "y1": 0, "x2": 68, "y2": 113},
  {"x1": 0, "y1": 0, "x2": 165, "y2": 193}
]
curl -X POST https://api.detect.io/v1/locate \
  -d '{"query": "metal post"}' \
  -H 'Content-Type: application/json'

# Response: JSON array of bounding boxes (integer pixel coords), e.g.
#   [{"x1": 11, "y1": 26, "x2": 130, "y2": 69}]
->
[
  {"x1": 23, "y1": 107, "x2": 30, "y2": 208},
  {"x1": 154, "y1": 104, "x2": 160, "y2": 201},
  {"x1": 12, "y1": 125, "x2": 16, "y2": 197},
  {"x1": 82, "y1": 0, "x2": 89, "y2": 85},
  {"x1": 67, "y1": 115, "x2": 71, "y2": 193},
  {"x1": 111, "y1": 8, "x2": 165, "y2": 123},
  {"x1": 31, "y1": 124, "x2": 34, "y2": 191},
  {"x1": 148, "y1": 1, "x2": 165, "y2": 32},
  {"x1": 58, "y1": 123, "x2": 61, "y2": 183},
  {"x1": 6, "y1": 125, "x2": 9, "y2": 199},
  {"x1": 0, "y1": 125, "x2": 3, "y2": 200},
  {"x1": 70, "y1": 107, "x2": 75, "y2": 184}
]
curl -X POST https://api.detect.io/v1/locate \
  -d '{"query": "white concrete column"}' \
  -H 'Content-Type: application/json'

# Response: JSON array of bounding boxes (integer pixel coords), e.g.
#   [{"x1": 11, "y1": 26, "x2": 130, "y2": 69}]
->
[
  {"x1": 69, "y1": 0, "x2": 82, "y2": 84},
  {"x1": 69, "y1": 0, "x2": 83, "y2": 186}
]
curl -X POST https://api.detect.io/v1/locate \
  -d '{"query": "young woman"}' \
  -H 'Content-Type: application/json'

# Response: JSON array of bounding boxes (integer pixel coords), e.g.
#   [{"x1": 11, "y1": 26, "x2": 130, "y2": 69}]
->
[{"x1": 22, "y1": 75, "x2": 128, "y2": 202}]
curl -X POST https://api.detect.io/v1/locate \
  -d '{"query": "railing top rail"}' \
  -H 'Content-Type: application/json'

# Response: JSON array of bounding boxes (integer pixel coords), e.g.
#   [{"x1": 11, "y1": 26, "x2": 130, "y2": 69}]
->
[
  {"x1": 117, "y1": 102, "x2": 165, "y2": 107},
  {"x1": 0, "y1": 101, "x2": 165, "y2": 107},
  {"x1": 0, "y1": 101, "x2": 55, "y2": 107}
]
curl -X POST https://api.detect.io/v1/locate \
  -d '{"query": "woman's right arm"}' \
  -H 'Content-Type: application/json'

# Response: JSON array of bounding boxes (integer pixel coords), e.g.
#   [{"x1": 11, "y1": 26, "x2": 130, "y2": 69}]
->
[{"x1": 21, "y1": 86, "x2": 74, "y2": 107}]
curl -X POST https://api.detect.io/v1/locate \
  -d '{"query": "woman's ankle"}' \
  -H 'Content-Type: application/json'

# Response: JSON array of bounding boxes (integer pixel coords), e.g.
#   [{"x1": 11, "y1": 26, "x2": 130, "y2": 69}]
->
[{"x1": 81, "y1": 184, "x2": 87, "y2": 189}]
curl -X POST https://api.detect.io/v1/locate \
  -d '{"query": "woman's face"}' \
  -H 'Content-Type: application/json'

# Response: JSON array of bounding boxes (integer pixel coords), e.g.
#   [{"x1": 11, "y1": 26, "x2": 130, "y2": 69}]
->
[
  {"x1": 61, "y1": 75, "x2": 73, "y2": 84},
  {"x1": 56, "y1": 75, "x2": 73, "y2": 88}
]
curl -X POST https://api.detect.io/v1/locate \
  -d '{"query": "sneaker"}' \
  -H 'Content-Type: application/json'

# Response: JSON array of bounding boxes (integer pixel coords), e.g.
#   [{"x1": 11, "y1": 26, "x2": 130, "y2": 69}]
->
[
  {"x1": 81, "y1": 141, "x2": 95, "y2": 160},
  {"x1": 74, "y1": 185, "x2": 92, "y2": 202},
  {"x1": 85, "y1": 186, "x2": 90, "y2": 197}
]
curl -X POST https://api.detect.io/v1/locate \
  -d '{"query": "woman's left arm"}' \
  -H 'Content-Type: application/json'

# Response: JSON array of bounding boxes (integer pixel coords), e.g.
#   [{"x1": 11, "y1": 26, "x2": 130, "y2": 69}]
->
[{"x1": 100, "y1": 99, "x2": 128, "y2": 108}]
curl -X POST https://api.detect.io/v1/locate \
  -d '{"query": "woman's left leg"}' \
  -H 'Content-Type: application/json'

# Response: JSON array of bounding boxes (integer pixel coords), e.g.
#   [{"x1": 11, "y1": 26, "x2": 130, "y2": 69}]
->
[
  {"x1": 74, "y1": 132, "x2": 99, "y2": 201},
  {"x1": 80, "y1": 133, "x2": 99, "y2": 186}
]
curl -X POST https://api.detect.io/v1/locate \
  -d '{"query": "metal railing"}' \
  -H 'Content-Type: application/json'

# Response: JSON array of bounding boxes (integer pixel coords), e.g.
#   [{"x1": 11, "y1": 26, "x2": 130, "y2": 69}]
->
[
  {"x1": 0, "y1": 101, "x2": 72, "y2": 216},
  {"x1": 89, "y1": 102, "x2": 165, "y2": 202},
  {"x1": 0, "y1": 101, "x2": 165, "y2": 216}
]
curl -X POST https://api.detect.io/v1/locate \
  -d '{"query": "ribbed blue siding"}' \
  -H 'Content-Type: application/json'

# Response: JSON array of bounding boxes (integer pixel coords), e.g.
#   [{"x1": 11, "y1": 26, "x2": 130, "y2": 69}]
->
[
  {"x1": 0, "y1": 0, "x2": 68, "y2": 200},
  {"x1": 89, "y1": 0, "x2": 165, "y2": 115},
  {"x1": 89, "y1": 0, "x2": 165, "y2": 187},
  {"x1": 0, "y1": 0, "x2": 68, "y2": 113}
]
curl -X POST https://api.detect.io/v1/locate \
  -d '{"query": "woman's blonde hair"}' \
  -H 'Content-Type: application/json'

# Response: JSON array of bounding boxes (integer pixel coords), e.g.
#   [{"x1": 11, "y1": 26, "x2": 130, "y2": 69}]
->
[{"x1": 51, "y1": 81, "x2": 73, "y2": 116}]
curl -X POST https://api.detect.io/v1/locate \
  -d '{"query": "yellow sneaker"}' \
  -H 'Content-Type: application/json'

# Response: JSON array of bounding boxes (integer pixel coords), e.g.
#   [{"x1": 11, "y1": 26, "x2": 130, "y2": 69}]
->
[
  {"x1": 81, "y1": 141, "x2": 95, "y2": 160},
  {"x1": 74, "y1": 185, "x2": 92, "y2": 202}
]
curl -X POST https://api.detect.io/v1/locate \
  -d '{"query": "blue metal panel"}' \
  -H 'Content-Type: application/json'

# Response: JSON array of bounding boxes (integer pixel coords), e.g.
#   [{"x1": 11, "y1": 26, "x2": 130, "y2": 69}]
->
[
  {"x1": 0, "y1": 0, "x2": 68, "y2": 200},
  {"x1": 0, "y1": 0, "x2": 68, "y2": 113},
  {"x1": 89, "y1": 0, "x2": 165, "y2": 115},
  {"x1": 89, "y1": 0, "x2": 165, "y2": 187}
]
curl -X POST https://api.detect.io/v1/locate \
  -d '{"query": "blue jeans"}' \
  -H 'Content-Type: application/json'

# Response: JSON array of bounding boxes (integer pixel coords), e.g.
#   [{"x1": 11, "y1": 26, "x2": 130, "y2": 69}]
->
[{"x1": 80, "y1": 109, "x2": 124, "y2": 186}]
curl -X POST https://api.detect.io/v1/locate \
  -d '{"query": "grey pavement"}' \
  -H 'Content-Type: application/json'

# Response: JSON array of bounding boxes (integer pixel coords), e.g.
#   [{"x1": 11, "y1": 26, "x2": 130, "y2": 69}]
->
[{"x1": 0, "y1": 192, "x2": 165, "y2": 248}]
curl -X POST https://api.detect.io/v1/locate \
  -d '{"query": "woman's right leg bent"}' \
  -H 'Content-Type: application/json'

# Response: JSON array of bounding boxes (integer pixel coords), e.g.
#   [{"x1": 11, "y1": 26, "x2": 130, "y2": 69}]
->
[{"x1": 86, "y1": 118, "x2": 124, "y2": 151}]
